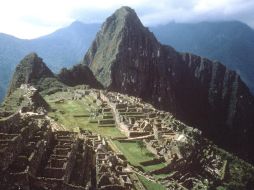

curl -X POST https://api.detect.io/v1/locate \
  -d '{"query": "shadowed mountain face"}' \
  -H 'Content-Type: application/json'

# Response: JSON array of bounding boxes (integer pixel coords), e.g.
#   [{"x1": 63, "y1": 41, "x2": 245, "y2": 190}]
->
[
  {"x1": 58, "y1": 64, "x2": 103, "y2": 89},
  {"x1": 150, "y1": 21, "x2": 254, "y2": 94},
  {"x1": 83, "y1": 6, "x2": 254, "y2": 163}
]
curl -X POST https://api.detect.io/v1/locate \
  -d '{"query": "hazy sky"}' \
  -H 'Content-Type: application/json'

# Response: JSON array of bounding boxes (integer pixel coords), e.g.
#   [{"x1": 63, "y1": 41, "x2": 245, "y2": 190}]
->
[{"x1": 0, "y1": 0, "x2": 253, "y2": 39}]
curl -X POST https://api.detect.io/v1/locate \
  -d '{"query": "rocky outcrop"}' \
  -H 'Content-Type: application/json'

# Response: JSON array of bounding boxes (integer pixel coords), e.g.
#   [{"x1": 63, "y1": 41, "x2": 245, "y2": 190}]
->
[
  {"x1": 7, "y1": 53, "x2": 55, "y2": 95},
  {"x1": 83, "y1": 7, "x2": 254, "y2": 163},
  {"x1": 58, "y1": 64, "x2": 103, "y2": 89}
]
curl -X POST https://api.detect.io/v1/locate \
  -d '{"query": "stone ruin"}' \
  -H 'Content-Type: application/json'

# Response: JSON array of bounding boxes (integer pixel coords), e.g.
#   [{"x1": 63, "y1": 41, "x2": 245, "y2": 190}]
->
[
  {"x1": 0, "y1": 110, "x2": 135, "y2": 190},
  {"x1": 1, "y1": 85, "x2": 247, "y2": 189},
  {"x1": 81, "y1": 129, "x2": 133, "y2": 190},
  {"x1": 99, "y1": 90, "x2": 227, "y2": 189}
]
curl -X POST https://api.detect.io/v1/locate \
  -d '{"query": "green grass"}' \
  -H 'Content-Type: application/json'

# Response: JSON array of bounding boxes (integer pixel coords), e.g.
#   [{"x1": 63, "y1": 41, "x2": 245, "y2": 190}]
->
[
  {"x1": 113, "y1": 140, "x2": 166, "y2": 172},
  {"x1": 137, "y1": 175, "x2": 166, "y2": 190},
  {"x1": 47, "y1": 97, "x2": 124, "y2": 138},
  {"x1": 113, "y1": 141, "x2": 154, "y2": 166}
]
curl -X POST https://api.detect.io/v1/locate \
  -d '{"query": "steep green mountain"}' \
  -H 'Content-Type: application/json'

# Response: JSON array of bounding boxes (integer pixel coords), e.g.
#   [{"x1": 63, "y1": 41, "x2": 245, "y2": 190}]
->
[
  {"x1": 1, "y1": 53, "x2": 63, "y2": 113},
  {"x1": 150, "y1": 21, "x2": 254, "y2": 94},
  {"x1": 0, "y1": 22, "x2": 100, "y2": 102},
  {"x1": 82, "y1": 6, "x2": 254, "y2": 163},
  {"x1": 7, "y1": 53, "x2": 64, "y2": 96}
]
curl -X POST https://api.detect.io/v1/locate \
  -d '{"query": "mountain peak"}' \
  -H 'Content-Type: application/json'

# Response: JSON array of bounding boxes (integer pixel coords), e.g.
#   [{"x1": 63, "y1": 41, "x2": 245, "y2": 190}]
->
[
  {"x1": 114, "y1": 6, "x2": 137, "y2": 18},
  {"x1": 17, "y1": 52, "x2": 52, "y2": 75},
  {"x1": 113, "y1": 6, "x2": 141, "y2": 25},
  {"x1": 84, "y1": 6, "x2": 159, "y2": 87},
  {"x1": 100, "y1": 6, "x2": 143, "y2": 34},
  {"x1": 7, "y1": 53, "x2": 54, "y2": 95},
  {"x1": 23, "y1": 52, "x2": 39, "y2": 62}
]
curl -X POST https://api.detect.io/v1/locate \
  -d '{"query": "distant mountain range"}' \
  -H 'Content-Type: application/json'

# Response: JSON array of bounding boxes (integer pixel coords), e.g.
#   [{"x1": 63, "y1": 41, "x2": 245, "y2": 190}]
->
[
  {"x1": 150, "y1": 21, "x2": 254, "y2": 94},
  {"x1": 0, "y1": 22, "x2": 100, "y2": 101},
  {"x1": 1, "y1": 19, "x2": 254, "y2": 102}
]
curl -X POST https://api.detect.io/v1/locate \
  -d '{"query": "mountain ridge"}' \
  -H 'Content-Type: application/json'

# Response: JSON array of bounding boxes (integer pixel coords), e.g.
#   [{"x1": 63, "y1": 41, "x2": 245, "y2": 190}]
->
[
  {"x1": 1, "y1": 19, "x2": 254, "y2": 103},
  {"x1": 150, "y1": 21, "x2": 254, "y2": 94}
]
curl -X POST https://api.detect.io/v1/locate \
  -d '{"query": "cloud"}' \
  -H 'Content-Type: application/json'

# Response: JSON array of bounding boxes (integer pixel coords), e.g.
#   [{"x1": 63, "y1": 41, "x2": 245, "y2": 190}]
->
[
  {"x1": 0, "y1": 0, "x2": 253, "y2": 39},
  {"x1": 138, "y1": 0, "x2": 254, "y2": 26}
]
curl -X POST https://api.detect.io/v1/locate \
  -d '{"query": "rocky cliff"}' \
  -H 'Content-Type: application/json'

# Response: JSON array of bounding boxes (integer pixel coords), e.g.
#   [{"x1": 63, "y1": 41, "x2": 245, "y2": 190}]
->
[{"x1": 83, "y1": 7, "x2": 254, "y2": 163}]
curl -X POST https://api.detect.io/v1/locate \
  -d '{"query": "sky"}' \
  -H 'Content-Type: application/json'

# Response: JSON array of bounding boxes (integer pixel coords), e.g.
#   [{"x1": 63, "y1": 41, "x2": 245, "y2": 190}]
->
[{"x1": 0, "y1": 0, "x2": 253, "y2": 39}]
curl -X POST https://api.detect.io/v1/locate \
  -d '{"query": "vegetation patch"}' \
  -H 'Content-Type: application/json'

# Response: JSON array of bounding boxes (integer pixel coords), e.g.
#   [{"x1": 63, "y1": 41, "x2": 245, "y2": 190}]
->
[
  {"x1": 113, "y1": 140, "x2": 166, "y2": 172},
  {"x1": 137, "y1": 174, "x2": 166, "y2": 190},
  {"x1": 46, "y1": 96, "x2": 124, "y2": 138}
]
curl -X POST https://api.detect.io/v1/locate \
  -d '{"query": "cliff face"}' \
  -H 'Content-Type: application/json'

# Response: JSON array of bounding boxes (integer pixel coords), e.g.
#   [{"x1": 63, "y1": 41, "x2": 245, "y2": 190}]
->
[
  {"x1": 58, "y1": 64, "x2": 102, "y2": 89},
  {"x1": 150, "y1": 21, "x2": 254, "y2": 94},
  {"x1": 7, "y1": 53, "x2": 55, "y2": 95},
  {"x1": 83, "y1": 7, "x2": 254, "y2": 162}
]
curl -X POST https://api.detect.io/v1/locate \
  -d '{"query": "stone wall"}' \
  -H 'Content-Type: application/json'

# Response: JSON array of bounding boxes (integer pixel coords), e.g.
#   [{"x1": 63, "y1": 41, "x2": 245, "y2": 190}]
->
[
  {"x1": 0, "y1": 112, "x2": 21, "y2": 133},
  {"x1": 0, "y1": 133, "x2": 23, "y2": 171}
]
